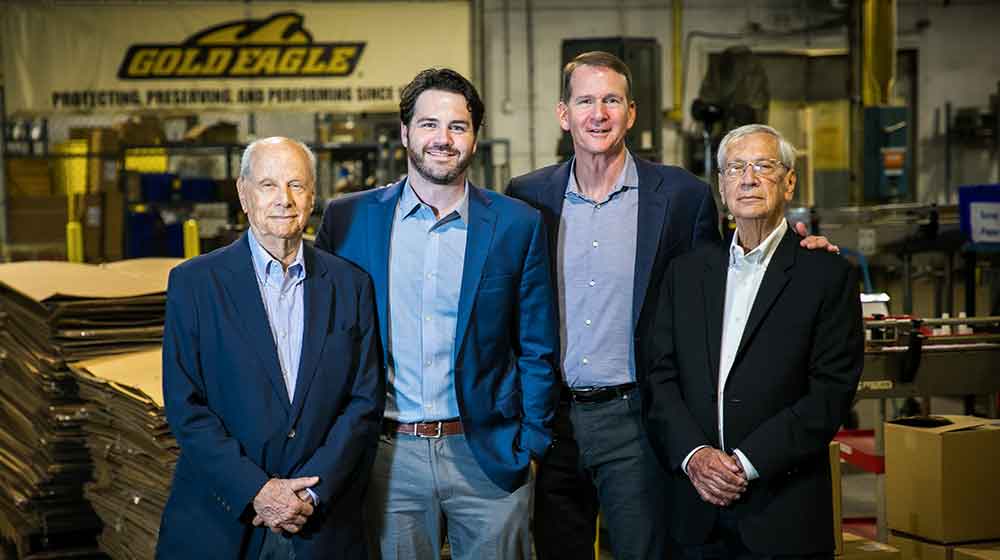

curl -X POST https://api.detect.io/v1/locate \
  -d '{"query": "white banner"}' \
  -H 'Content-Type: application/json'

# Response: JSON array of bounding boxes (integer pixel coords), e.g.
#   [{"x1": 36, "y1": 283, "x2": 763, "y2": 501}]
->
[
  {"x1": 970, "y1": 202, "x2": 1000, "y2": 243},
  {"x1": 2, "y1": 2, "x2": 470, "y2": 114}
]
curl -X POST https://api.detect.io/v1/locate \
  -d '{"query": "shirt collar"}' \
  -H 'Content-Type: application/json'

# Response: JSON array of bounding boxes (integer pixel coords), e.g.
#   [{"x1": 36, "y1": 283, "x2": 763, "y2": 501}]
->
[
  {"x1": 247, "y1": 227, "x2": 306, "y2": 285},
  {"x1": 565, "y1": 150, "x2": 638, "y2": 202},
  {"x1": 398, "y1": 178, "x2": 470, "y2": 223},
  {"x1": 730, "y1": 218, "x2": 788, "y2": 268}
]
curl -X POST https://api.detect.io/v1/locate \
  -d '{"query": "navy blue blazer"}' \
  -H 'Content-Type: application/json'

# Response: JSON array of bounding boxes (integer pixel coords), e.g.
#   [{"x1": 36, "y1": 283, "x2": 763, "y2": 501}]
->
[
  {"x1": 506, "y1": 156, "x2": 721, "y2": 390},
  {"x1": 157, "y1": 234, "x2": 384, "y2": 560},
  {"x1": 315, "y1": 181, "x2": 560, "y2": 493}
]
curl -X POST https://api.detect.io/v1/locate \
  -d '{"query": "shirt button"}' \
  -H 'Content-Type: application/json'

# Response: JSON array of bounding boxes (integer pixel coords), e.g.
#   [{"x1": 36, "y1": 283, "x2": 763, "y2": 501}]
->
[
  {"x1": 585, "y1": 319, "x2": 592, "y2": 326},
  {"x1": 582, "y1": 358, "x2": 589, "y2": 365},
  {"x1": 592, "y1": 241, "x2": 599, "y2": 248},
  {"x1": 424, "y1": 316, "x2": 431, "y2": 322},
  {"x1": 588, "y1": 280, "x2": 596, "y2": 287},
  {"x1": 279, "y1": 330, "x2": 286, "y2": 338},
  {"x1": 424, "y1": 404, "x2": 433, "y2": 410},
  {"x1": 425, "y1": 360, "x2": 432, "y2": 366}
]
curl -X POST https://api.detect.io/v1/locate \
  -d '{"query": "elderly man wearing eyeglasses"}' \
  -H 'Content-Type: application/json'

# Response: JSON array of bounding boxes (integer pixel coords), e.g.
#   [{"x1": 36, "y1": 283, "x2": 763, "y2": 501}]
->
[{"x1": 642, "y1": 124, "x2": 864, "y2": 560}]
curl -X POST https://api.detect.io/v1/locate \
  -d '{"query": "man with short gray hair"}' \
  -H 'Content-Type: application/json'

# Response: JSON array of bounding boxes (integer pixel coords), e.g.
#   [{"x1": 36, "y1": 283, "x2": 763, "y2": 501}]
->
[
  {"x1": 643, "y1": 124, "x2": 863, "y2": 559},
  {"x1": 158, "y1": 137, "x2": 384, "y2": 559}
]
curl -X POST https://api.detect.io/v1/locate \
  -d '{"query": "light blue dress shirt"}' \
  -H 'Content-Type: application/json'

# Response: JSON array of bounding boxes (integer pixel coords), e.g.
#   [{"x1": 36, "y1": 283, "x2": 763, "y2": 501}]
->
[
  {"x1": 386, "y1": 181, "x2": 468, "y2": 422},
  {"x1": 247, "y1": 230, "x2": 317, "y2": 504},
  {"x1": 557, "y1": 152, "x2": 639, "y2": 388},
  {"x1": 247, "y1": 228, "x2": 305, "y2": 403}
]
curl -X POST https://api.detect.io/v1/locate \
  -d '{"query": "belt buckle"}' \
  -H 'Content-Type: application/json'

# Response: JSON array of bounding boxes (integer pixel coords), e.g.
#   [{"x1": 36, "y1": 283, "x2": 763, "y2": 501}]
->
[{"x1": 415, "y1": 421, "x2": 443, "y2": 439}]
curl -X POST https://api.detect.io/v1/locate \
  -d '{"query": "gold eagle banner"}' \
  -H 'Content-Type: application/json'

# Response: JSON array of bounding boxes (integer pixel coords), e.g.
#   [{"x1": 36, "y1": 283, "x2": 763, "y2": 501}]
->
[{"x1": 2, "y1": 3, "x2": 471, "y2": 114}]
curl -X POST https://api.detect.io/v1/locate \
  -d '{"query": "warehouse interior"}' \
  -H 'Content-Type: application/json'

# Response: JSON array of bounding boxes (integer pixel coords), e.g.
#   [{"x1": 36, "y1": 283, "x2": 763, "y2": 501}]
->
[{"x1": 0, "y1": 0, "x2": 998, "y2": 559}]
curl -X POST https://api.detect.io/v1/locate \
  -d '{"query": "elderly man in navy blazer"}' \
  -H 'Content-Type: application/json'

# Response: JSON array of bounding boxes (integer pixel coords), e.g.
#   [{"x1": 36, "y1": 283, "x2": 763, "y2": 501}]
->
[
  {"x1": 316, "y1": 69, "x2": 559, "y2": 560},
  {"x1": 158, "y1": 137, "x2": 384, "y2": 559}
]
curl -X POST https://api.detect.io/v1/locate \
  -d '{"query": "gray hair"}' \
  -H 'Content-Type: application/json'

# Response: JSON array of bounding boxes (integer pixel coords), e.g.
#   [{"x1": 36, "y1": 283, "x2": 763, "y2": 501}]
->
[
  {"x1": 716, "y1": 124, "x2": 797, "y2": 172},
  {"x1": 239, "y1": 137, "x2": 317, "y2": 182}
]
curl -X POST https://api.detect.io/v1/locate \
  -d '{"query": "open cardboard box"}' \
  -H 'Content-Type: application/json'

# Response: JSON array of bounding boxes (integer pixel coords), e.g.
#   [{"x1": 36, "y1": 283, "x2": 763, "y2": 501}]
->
[{"x1": 885, "y1": 415, "x2": 1000, "y2": 543}]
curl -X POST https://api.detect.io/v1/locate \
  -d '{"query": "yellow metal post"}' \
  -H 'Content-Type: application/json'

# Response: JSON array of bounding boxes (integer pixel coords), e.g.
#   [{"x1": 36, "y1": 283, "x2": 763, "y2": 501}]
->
[
  {"x1": 594, "y1": 513, "x2": 601, "y2": 559},
  {"x1": 667, "y1": 0, "x2": 684, "y2": 123},
  {"x1": 183, "y1": 219, "x2": 201, "y2": 258},
  {"x1": 66, "y1": 220, "x2": 84, "y2": 263}
]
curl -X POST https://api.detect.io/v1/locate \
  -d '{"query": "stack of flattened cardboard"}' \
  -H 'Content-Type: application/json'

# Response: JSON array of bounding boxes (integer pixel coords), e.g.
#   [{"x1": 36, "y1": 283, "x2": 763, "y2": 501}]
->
[
  {"x1": 70, "y1": 348, "x2": 175, "y2": 560},
  {"x1": 0, "y1": 259, "x2": 178, "y2": 558}
]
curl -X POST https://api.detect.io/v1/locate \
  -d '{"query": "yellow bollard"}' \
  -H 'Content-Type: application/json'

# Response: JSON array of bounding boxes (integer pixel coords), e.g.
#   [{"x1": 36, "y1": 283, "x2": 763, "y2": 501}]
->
[
  {"x1": 594, "y1": 513, "x2": 600, "y2": 559},
  {"x1": 66, "y1": 221, "x2": 84, "y2": 263},
  {"x1": 183, "y1": 219, "x2": 201, "y2": 258}
]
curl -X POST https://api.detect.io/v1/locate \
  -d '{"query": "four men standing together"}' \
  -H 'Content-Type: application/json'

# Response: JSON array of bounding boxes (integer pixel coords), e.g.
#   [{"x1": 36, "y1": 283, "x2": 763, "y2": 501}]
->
[{"x1": 159, "y1": 52, "x2": 861, "y2": 560}]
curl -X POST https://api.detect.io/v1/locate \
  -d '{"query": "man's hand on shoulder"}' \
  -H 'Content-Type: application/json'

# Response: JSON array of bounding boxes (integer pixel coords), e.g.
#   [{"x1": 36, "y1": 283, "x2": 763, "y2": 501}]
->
[
  {"x1": 794, "y1": 221, "x2": 839, "y2": 253},
  {"x1": 687, "y1": 447, "x2": 747, "y2": 507},
  {"x1": 251, "y1": 476, "x2": 319, "y2": 534}
]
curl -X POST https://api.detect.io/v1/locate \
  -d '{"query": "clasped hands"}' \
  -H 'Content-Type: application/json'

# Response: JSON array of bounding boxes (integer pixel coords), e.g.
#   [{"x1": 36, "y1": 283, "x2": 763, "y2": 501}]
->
[
  {"x1": 687, "y1": 447, "x2": 747, "y2": 507},
  {"x1": 252, "y1": 476, "x2": 319, "y2": 534}
]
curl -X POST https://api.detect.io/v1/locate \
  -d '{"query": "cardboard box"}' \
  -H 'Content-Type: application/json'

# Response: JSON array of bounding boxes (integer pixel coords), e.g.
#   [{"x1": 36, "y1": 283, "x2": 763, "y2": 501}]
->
[
  {"x1": 115, "y1": 115, "x2": 165, "y2": 146},
  {"x1": 7, "y1": 195, "x2": 68, "y2": 245},
  {"x1": 955, "y1": 545, "x2": 1000, "y2": 560},
  {"x1": 889, "y1": 532, "x2": 1000, "y2": 560},
  {"x1": 890, "y1": 533, "x2": 951, "y2": 560},
  {"x1": 885, "y1": 415, "x2": 1000, "y2": 543},
  {"x1": 5, "y1": 158, "x2": 52, "y2": 196},
  {"x1": 842, "y1": 532, "x2": 901, "y2": 559},
  {"x1": 76, "y1": 193, "x2": 105, "y2": 262},
  {"x1": 87, "y1": 127, "x2": 121, "y2": 193},
  {"x1": 104, "y1": 189, "x2": 124, "y2": 261}
]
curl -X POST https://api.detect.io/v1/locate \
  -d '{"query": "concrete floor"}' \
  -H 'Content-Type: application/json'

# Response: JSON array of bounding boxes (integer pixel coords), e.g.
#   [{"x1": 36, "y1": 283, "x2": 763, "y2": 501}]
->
[{"x1": 443, "y1": 397, "x2": 976, "y2": 559}]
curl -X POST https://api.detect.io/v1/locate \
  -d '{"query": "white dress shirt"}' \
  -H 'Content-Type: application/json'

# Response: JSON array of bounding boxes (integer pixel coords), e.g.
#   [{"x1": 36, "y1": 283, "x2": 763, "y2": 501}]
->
[{"x1": 683, "y1": 219, "x2": 788, "y2": 481}]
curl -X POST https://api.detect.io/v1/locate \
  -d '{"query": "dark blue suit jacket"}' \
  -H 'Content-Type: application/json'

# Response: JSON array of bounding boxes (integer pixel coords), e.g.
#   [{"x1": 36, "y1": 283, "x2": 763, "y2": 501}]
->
[
  {"x1": 315, "y1": 180, "x2": 560, "y2": 493},
  {"x1": 506, "y1": 156, "x2": 721, "y2": 391},
  {"x1": 157, "y1": 234, "x2": 384, "y2": 560}
]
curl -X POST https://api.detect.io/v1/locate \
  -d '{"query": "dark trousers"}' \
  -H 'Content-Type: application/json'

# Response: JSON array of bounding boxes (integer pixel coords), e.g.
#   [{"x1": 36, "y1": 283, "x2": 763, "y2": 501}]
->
[
  {"x1": 677, "y1": 510, "x2": 832, "y2": 560},
  {"x1": 532, "y1": 387, "x2": 671, "y2": 560},
  {"x1": 259, "y1": 530, "x2": 295, "y2": 560}
]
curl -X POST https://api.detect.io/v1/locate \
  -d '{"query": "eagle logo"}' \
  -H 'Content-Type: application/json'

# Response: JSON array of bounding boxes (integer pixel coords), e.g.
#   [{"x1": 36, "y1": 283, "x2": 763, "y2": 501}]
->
[{"x1": 118, "y1": 12, "x2": 365, "y2": 79}]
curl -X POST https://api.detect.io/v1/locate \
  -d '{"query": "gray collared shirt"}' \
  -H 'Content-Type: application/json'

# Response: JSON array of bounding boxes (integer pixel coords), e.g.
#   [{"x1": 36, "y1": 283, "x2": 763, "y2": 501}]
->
[
  {"x1": 386, "y1": 180, "x2": 469, "y2": 421},
  {"x1": 557, "y1": 152, "x2": 639, "y2": 388}
]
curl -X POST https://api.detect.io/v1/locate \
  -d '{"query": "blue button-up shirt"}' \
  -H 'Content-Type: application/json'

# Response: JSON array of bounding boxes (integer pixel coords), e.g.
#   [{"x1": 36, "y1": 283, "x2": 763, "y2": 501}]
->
[
  {"x1": 558, "y1": 152, "x2": 640, "y2": 388},
  {"x1": 247, "y1": 229, "x2": 306, "y2": 403},
  {"x1": 386, "y1": 181, "x2": 468, "y2": 422}
]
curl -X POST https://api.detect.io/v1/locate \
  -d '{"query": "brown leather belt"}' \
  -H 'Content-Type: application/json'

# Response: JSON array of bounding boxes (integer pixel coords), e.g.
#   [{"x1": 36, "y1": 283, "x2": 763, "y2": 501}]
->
[{"x1": 383, "y1": 419, "x2": 463, "y2": 438}]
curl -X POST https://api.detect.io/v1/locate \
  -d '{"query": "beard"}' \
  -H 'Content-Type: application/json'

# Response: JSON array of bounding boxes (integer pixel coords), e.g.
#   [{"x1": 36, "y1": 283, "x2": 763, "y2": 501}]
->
[{"x1": 407, "y1": 141, "x2": 474, "y2": 186}]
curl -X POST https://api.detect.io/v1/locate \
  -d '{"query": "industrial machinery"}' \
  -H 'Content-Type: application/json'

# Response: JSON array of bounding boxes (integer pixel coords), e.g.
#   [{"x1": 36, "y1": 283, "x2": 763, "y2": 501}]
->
[{"x1": 860, "y1": 315, "x2": 1000, "y2": 406}]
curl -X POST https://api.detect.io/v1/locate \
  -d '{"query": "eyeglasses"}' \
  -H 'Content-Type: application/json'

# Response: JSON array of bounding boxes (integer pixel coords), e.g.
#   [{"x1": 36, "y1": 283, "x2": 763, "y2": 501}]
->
[{"x1": 721, "y1": 159, "x2": 787, "y2": 179}]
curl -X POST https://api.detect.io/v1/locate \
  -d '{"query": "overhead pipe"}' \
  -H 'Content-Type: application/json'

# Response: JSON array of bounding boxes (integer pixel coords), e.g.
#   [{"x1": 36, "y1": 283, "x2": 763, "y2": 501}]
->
[
  {"x1": 862, "y1": 0, "x2": 897, "y2": 107},
  {"x1": 526, "y1": 0, "x2": 537, "y2": 170}
]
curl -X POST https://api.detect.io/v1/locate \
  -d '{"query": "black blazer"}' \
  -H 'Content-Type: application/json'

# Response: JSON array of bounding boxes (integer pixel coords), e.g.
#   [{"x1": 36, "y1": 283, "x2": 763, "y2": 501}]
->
[
  {"x1": 642, "y1": 227, "x2": 863, "y2": 555},
  {"x1": 506, "y1": 156, "x2": 720, "y2": 390}
]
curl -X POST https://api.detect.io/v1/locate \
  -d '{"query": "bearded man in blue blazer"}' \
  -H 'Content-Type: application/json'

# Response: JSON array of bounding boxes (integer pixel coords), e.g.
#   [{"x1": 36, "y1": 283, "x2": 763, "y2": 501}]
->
[
  {"x1": 158, "y1": 137, "x2": 384, "y2": 559},
  {"x1": 316, "y1": 69, "x2": 559, "y2": 560}
]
